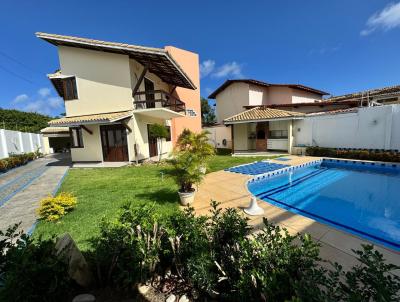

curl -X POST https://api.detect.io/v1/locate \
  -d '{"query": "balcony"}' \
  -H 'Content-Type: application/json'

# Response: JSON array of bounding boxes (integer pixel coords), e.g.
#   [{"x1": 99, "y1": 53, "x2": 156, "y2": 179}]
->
[{"x1": 133, "y1": 90, "x2": 186, "y2": 113}]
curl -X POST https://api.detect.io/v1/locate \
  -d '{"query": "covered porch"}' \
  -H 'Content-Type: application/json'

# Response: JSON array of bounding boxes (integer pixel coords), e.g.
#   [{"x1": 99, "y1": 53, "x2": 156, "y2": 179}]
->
[{"x1": 224, "y1": 106, "x2": 304, "y2": 155}]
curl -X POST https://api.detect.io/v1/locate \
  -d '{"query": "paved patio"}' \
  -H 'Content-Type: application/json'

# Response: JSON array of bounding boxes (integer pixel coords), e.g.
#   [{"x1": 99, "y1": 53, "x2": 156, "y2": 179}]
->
[
  {"x1": 0, "y1": 154, "x2": 70, "y2": 233},
  {"x1": 191, "y1": 155, "x2": 400, "y2": 272}
]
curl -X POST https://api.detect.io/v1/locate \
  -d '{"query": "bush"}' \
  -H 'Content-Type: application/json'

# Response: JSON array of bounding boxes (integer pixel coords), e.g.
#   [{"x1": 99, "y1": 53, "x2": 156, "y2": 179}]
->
[
  {"x1": 306, "y1": 146, "x2": 400, "y2": 162},
  {"x1": 37, "y1": 192, "x2": 77, "y2": 222},
  {"x1": 0, "y1": 152, "x2": 37, "y2": 173},
  {"x1": 0, "y1": 224, "x2": 72, "y2": 302}
]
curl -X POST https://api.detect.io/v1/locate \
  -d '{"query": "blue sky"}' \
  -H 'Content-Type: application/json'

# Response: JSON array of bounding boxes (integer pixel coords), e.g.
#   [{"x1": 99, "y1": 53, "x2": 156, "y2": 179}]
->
[{"x1": 1, "y1": 0, "x2": 400, "y2": 117}]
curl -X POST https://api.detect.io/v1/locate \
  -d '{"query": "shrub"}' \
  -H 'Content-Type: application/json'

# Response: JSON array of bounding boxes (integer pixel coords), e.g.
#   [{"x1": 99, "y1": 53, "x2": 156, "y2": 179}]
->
[
  {"x1": 37, "y1": 192, "x2": 77, "y2": 222},
  {"x1": 88, "y1": 202, "x2": 400, "y2": 300},
  {"x1": 306, "y1": 146, "x2": 400, "y2": 162},
  {"x1": 0, "y1": 152, "x2": 38, "y2": 173},
  {"x1": 0, "y1": 224, "x2": 72, "y2": 302}
]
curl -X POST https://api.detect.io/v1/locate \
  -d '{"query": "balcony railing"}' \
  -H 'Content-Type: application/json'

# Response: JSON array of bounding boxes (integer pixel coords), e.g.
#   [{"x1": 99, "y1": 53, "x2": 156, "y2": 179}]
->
[{"x1": 133, "y1": 90, "x2": 186, "y2": 113}]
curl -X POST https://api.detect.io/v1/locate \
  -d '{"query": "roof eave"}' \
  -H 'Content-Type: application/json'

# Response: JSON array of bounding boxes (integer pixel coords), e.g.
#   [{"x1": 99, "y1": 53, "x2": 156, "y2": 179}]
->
[{"x1": 224, "y1": 116, "x2": 304, "y2": 125}]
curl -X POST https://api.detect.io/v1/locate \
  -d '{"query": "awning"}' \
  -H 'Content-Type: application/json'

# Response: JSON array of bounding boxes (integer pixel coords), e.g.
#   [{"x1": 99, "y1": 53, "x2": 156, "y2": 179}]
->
[
  {"x1": 48, "y1": 110, "x2": 133, "y2": 127},
  {"x1": 36, "y1": 32, "x2": 196, "y2": 90},
  {"x1": 224, "y1": 106, "x2": 304, "y2": 124},
  {"x1": 40, "y1": 127, "x2": 70, "y2": 137}
]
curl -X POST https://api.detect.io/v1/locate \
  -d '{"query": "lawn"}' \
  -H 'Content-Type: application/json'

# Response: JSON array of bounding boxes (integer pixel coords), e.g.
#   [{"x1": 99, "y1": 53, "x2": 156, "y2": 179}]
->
[{"x1": 34, "y1": 155, "x2": 278, "y2": 250}]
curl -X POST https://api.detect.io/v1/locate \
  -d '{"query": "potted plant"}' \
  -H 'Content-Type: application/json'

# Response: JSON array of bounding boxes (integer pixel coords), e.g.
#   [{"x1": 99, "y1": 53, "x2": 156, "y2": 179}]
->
[{"x1": 171, "y1": 129, "x2": 215, "y2": 205}]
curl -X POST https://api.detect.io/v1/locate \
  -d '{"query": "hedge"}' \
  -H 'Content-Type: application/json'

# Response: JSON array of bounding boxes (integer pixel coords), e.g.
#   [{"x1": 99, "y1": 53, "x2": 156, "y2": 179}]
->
[
  {"x1": 306, "y1": 146, "x2": 400, "y2": 162},
  {"x1": 0, "y1": 152, "x2": 38, "y2": 172}
]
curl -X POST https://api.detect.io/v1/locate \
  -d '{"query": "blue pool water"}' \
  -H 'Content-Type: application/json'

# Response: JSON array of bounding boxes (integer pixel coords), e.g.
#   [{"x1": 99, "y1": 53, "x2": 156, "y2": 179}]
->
[
  {"x1": 225, "y1": 161, "x2": 289, "y2": 175},
  {"x1": 247, "y1": 160, "x2": 400, "y2": 250}
]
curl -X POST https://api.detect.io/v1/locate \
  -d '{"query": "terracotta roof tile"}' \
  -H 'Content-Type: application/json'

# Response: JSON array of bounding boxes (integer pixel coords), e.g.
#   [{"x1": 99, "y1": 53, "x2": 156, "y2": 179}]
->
[
  {"x1": 224, "y1": 107, "x2": 304, "y2": 123},
  {"x1": 48, "y1": 110, "x2": 133, "y2": 126}
]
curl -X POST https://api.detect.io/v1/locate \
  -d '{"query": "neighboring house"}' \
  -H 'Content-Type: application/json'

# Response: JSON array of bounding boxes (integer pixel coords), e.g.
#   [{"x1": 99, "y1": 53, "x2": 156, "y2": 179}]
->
[
  {"x1": 205, "y1": 79, "x2": 328, "y2": 152},
  {"x1": 36, "y1": 32, "x2": 201, "y2": 163},
  {"x1": 205, "y1": 79, "x2": 400, "y2": 154}
]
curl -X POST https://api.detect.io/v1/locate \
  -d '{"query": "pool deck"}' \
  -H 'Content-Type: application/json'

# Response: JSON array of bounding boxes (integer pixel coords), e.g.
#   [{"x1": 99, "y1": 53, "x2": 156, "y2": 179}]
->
[{"x1": 191, "y1": 155, "x2": 400, "y2": 272}]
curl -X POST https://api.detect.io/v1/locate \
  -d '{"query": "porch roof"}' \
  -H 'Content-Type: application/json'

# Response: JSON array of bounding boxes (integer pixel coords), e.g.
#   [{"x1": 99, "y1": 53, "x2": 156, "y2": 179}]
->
[
  {"x1": 36, "y1": 32, "x2": 196, "y2": 90},
  {"x1": 41, "y1": 127, "x2": 70, "y2": 134},
  {"x1": 48, "y1": 110, "x2": 133, "y2": 127},
  {"x1": 224, "y1": 106, "x2": 304, "y2": 124}
]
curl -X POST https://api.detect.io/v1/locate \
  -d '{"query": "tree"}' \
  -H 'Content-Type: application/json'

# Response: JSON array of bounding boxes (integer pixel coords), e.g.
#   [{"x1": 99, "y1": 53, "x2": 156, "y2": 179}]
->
[
  {"x1": 148, "y1": 123, "x2": 169, "y2": 161},
  {"x1": 201, "y1": 97, "x2": 216, "y2": 126}
]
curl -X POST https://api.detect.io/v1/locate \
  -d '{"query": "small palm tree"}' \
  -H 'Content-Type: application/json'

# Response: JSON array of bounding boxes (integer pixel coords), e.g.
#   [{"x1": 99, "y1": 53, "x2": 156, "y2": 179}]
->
[{"x1": 171, "y1": 129, "x2": 215, "y2": 194}]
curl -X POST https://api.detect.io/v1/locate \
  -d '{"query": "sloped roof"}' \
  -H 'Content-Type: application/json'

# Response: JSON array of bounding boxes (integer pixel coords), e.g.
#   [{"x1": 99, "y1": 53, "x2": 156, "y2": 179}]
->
[
  {"x1": 48, "y1": 110, "x2": 133, "y2": 126},
  {"x1": 224, "y1": 107, "x2": 304, "y2": 124},
  {"x1": 36, "y1": 32, "x2": 196, "y2": 90},
  {"x1": 40, "y1": 127, "x2": 70, "y2": 134},
  {"x1": 306, "y1": 108, "x2": 358, "y2": 116},
  {"x1": 208, "y1": 79, "x2": 329, "y2": 99},
  {"x1": 327, "y1": 85, "x2": 400, "y2": 102}
]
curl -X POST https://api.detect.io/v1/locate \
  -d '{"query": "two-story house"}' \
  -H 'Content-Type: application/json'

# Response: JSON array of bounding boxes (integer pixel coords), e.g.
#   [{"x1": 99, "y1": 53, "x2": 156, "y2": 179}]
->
[
  {"x1": 37, "y1": 32, "x2": 201, "y2": 164},
  {"x1": 206, "y1": 79, "x2": 329, "y2": 154}
]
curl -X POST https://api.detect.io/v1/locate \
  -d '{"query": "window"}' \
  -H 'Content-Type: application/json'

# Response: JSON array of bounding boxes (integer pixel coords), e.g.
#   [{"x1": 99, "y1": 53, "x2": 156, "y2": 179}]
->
[
  {"x1": 70, "y1": 127, "x2": 84, "y2": 148},
  {"x1": 269, "y1": 130, "x2": 288, "y2": 139},
  {"x1": 62, "y1": 77, "x2": 78, "y2": 100},
  {"x1": 166, "y1": 126, "x2": 171, "y2": 141}
]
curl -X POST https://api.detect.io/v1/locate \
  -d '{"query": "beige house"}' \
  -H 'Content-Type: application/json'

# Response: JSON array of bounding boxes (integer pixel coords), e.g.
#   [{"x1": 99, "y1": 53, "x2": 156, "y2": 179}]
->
[
  {"x1": 205, "y1": 79, "x2": 328, "y2": 153},
  {"x1": 37, "y1": 32, "x2": 201, "y2": 163}
]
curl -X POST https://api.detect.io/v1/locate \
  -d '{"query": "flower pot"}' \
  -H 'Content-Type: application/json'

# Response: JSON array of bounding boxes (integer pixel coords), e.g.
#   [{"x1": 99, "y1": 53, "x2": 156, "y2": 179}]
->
[{"x1": 178, "y1": 190, "x2": 196, "y2": 206}]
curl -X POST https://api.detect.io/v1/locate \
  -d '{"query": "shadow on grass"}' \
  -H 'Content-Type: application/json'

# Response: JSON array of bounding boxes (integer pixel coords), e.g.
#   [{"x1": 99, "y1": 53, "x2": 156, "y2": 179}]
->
[{"x1": 134, "y1": 188, "x2": 179, "y2": 205}]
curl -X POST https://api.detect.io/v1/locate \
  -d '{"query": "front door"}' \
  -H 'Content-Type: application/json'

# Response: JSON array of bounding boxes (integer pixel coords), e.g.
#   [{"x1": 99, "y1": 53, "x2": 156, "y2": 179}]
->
[
  {"x1": 144, "y1": 78, "x2": 155, "y2": 108},
  {"x1": 147, "y1": 124, "x2": 158, "y2": 158},
  {"x1": 256, "y1": 122, "x2": 268, "y2": 151},
  {"x1": 100, "y1": 125, "x2": 129, "y2": 161}
]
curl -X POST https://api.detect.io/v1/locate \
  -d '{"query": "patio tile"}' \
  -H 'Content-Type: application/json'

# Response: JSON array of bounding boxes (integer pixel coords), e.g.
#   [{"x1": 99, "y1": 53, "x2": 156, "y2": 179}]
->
[
  {"x1": 319, "y1": 229, "x2": 368, "y2": 255},
  {"x1": 318, "y1": 241, "x2": 360, "y2": 272}
]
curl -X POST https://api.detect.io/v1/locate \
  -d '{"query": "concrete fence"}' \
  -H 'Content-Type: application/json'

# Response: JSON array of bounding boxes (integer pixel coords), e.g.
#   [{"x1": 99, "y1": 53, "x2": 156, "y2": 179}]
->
[
  {"x1": 0, "y1": 129, "x2": 46, "y2": 159},
  {"x1": 293, "y1": 104, "x2": 400, "y2": 150}
]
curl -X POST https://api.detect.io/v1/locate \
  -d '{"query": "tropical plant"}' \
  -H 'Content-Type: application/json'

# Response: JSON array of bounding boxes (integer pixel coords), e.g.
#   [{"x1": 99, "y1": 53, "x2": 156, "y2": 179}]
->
[
  {"x1": 170, "y1": 129, "x2": 215, "y2": 192},
  {"x1": 148, "y1": 123, "x2": 170, "y2": 161},
  {"x1": 37, "y1": 192, "x2": 77, "y2": 222}
]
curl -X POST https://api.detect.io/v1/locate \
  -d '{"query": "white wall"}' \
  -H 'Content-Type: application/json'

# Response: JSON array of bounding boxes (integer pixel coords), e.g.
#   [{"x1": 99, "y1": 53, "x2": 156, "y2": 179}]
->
[
  {"x1": 0, "y1": 129, "x2": 47, "y2": 159},
  {"x1": 293, "y1": 105, "x2": 400, "y2": 150},
  {"x1": 215, "y1": 82, "x2": 249, "y2": 123},
  {"x1": 204, "y1": 125, "x2": 232, "y2": 149}
]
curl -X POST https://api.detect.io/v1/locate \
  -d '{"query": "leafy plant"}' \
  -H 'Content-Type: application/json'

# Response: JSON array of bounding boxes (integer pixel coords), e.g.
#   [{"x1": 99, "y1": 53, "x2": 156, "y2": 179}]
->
[
  {"x1": 37, "y1": 192, "x2": 77, "y2": 222},
  {"x1": 170, "y1": 129, "x2": 215, "y2": 192},
  {"x1": 0, "y1": 224, "x2": 72, "y2": 302}
]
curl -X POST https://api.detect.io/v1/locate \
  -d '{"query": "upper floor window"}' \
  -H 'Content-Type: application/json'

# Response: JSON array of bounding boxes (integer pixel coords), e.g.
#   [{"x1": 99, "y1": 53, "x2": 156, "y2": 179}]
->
[{"x1": 63, "y1": 77, "x2": 78, "y2": 100}]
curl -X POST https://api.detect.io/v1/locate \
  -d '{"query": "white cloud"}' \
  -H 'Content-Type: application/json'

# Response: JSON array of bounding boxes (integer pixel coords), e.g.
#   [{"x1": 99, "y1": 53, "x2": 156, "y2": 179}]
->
[
  {"x1": 361, "y1": 2, "x2": 400, "y2": 36},
  {"x1": 212, "y1": 61, "x2": 243, "y2": 78},
  {"x1": 200, "y1": 60, "x2": 215, "y2": 78},
  {"x1": 9, "y1": 89, "x2": 64, "y2": 116},
  {"x1": 38, "y1": 87, "x2": 51, "y2": 98},
  {"x1": 12, "y1": 94, "x2": 29, "y2": 104}
]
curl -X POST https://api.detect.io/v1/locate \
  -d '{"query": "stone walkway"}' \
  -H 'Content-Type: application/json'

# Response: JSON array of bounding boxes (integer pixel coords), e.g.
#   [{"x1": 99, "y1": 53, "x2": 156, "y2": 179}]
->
[
  {"x1": 192, "y1": 155, "x2": 400, "y2": 272},
  {"x1": 0, "y1": 154, "x2": 70, "y2": 233}
]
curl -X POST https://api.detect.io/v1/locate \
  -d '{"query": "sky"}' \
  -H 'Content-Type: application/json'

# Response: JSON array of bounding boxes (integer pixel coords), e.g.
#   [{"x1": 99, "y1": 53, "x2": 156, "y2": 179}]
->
[{"x1": 1, "y1": 0, "x2": 400, "y2": 117}]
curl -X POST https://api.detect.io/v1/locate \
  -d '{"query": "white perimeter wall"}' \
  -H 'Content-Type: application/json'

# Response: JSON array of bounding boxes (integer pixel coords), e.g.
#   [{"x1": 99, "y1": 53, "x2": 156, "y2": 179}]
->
[
  {"x1": 294, "y1": 104, "x2": 400, "y2": 150},
  {"x1": 0, "y1": 129, "x2": 47, "y2": 159},
  {"x1": 204, "y1": 125, "x2": 232, "y2": 149}
]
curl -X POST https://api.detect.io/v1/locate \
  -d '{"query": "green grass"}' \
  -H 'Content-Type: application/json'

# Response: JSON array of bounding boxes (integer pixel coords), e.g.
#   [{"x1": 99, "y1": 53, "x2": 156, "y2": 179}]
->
[{"x1": 34, "y1": 155, "x2": 279, "y2": 250}]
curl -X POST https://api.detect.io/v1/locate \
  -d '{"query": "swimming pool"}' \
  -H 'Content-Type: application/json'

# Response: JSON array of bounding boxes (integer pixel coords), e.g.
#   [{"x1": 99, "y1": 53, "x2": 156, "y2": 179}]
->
[{"x1": 247, "y1": 159, "x2": 400, "y2": 251}]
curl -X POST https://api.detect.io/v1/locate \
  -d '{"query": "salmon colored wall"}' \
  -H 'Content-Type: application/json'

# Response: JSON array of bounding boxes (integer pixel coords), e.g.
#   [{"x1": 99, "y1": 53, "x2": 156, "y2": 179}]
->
[{"x1": 165, "y1": 46, "x2": 201, "y2": 145}]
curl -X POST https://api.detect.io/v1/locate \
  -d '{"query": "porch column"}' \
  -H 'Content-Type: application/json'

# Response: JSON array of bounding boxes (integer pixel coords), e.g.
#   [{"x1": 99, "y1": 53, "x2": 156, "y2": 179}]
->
[{"x1": 287, "y1": 120, "x2": 293, "y2": 154}]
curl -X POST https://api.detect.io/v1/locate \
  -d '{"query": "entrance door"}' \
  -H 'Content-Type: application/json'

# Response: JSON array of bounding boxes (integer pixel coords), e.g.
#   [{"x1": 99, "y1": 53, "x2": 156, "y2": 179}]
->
[
  {"x1": 147, "y1": 124, "x2": 158, "y2": 158},
  {"x1": 144, "y1": 78, "x2": 155, "y2": 108},
  {"x1": 100, "y1": 125, "x2": 129, "y2": 161},
  {"x1": 256, "y1": 122, "x2": 268, "y2": 151}
]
